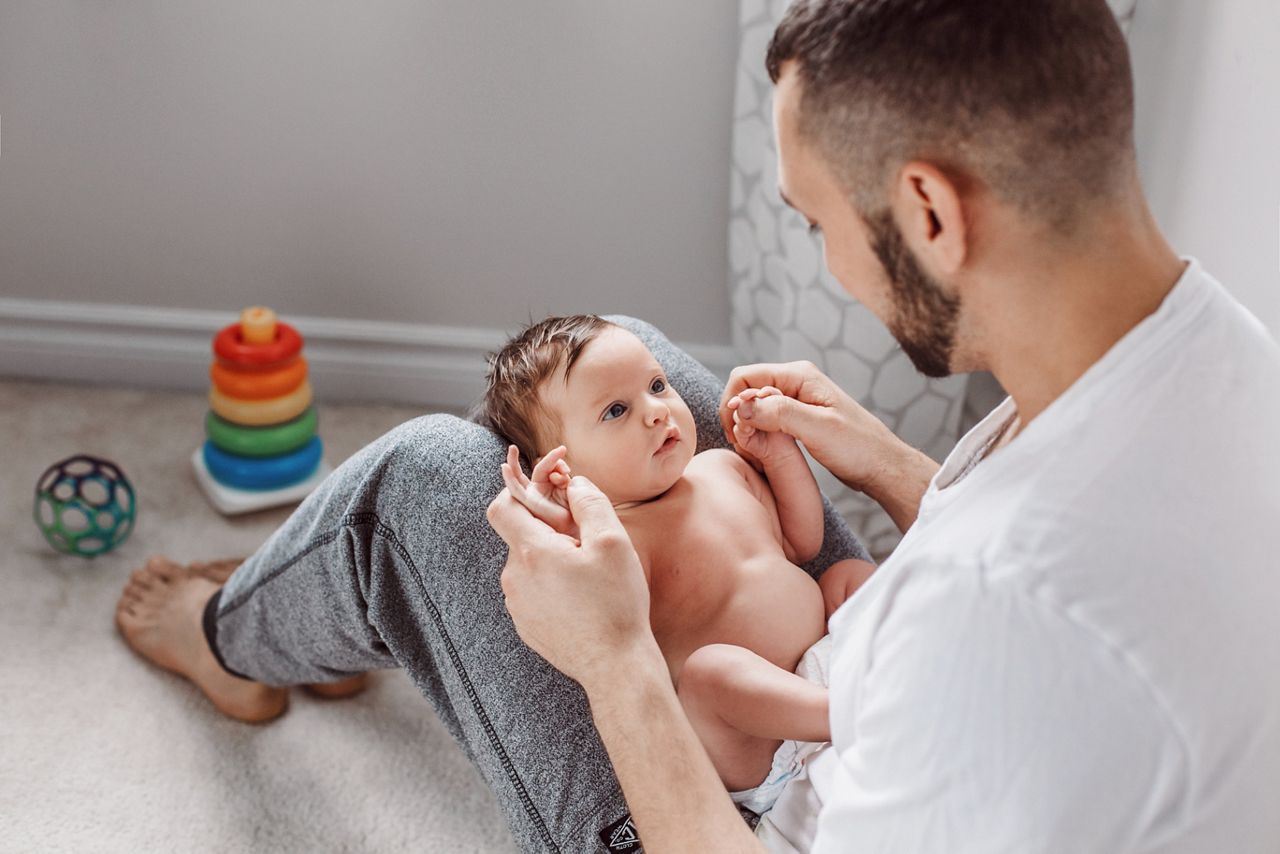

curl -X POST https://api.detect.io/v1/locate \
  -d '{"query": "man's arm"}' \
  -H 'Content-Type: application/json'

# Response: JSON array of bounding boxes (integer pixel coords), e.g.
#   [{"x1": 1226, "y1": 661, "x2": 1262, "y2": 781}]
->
[{"x1": 587, "y1": 638, "x2": 768, "y2": 853}]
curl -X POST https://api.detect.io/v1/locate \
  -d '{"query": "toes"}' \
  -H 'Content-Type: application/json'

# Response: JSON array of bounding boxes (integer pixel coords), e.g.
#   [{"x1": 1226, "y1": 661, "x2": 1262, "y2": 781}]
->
[{"x1": 145, "y1": 556, "x2": 184, "y2": 581}]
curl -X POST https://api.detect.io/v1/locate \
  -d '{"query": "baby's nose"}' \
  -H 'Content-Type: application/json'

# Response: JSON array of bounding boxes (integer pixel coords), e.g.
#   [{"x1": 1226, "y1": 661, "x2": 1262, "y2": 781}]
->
[{"x1": 646, "y1": 400, "x2": 670, "y2": 425}]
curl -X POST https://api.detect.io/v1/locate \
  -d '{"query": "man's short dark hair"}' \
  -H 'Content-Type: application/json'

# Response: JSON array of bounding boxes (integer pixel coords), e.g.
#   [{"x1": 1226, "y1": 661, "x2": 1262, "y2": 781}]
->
[{"x1": 766, "y1": 0, "x2": 1135, "y2": 228}]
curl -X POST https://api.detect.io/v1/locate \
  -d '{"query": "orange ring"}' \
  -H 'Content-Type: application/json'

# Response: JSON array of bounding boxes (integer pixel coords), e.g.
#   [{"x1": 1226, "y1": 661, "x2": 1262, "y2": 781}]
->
[
  {"x1": 213, "y1": 321, "x2": 303, "y2": 367},
  {"x1": 209, "y1": 381, "x2": 313, "y2": 426},
  {"x1": 210, "y1": 357, "x2": 308, "y2": 400}
]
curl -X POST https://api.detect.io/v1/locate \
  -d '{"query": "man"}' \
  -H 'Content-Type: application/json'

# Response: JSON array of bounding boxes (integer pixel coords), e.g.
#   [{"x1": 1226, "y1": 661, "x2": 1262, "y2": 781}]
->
[{"x1": 488, "y1": 0, "x2": 1280, "y2": 851}]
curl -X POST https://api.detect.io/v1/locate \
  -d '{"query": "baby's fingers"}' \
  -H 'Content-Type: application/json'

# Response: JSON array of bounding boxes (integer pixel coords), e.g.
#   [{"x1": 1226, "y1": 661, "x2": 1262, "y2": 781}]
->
[
  {"x1": 531, "y1": 445, "x2": 567, "y2": 483},
  {"x1": 505, "y1": 446, "x2": 531, "y2": 488},
  {"x1": 500, "y1": 462, "x2": 526, "y2": 498}
]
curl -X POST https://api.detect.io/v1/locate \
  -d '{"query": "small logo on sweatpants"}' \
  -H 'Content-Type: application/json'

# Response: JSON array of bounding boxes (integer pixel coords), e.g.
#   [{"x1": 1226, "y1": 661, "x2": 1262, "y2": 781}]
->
[{"x1": 600, "y1": 814, "x2": 642, "y2": 852}]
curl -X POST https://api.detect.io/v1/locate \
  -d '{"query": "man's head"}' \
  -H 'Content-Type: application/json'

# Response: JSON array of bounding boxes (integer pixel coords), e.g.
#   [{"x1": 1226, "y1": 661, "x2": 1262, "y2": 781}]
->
[
  {"x1": 481, "y1": 317, "x2": 696, "y2": 504},
  {"x1": 767, "y1": 0, "x2": 1136, "y2": 376}
]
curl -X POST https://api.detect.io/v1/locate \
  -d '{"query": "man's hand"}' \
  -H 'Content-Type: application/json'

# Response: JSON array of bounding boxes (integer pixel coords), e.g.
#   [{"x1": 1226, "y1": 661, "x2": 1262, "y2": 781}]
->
[
  {"x1": 720, "y1": 361, "x2": 899, "y2": 492},
  {"x1": 719, "y1": 361, "x2": 940, "y2": 532},
  {"x1": 488, "y1": 475, "x2": 654, "y2": 688},
  {"x1": 726, "y1": 386, "x2": 805, "y2": 467},
  {"x1": 499, "y1": 444, "x2": 578, "y2": 539},
  {"x1": 817, "y1": 558, "x2": 878, "y2": 623}
]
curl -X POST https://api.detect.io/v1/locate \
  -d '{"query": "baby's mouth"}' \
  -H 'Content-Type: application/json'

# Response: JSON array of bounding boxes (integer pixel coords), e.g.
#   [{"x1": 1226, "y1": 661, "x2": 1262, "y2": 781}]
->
[{"x1": 655, "y1": 429, "x2": 681, "y2": 455}]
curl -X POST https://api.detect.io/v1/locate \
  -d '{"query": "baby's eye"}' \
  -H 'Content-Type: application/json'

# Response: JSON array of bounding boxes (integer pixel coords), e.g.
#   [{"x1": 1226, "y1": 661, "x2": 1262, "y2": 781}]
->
[
  {"x1": 603, "y1": 402, "x2": 628, "y2": 421},
  {"x1": 650, "y1": 378, "x2": 666, "y2": 394}
]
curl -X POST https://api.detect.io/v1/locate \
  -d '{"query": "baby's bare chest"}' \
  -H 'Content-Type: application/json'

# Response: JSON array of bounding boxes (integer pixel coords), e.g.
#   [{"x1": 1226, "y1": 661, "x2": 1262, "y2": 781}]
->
[
  {"x1": 623, "y1": 457, "x2": 825, "y2": 672},
  {"x1": 627, "y1": 458, "x2": 782, "y2": 570}
]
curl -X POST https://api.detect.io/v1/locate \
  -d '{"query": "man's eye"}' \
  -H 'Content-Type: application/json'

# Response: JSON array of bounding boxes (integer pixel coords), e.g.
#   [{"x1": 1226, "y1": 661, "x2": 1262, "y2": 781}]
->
[
  {"x1": 650, "y1": 378, "x2": 666, "y2": 394},
  {"x1": 603, "y1": 403, "x2": 627, "y2": 421}
]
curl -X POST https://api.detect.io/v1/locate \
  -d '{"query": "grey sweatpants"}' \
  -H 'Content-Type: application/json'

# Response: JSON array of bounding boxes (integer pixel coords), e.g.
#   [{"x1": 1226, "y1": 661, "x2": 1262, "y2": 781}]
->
[{"x1": 201, "y1": 316, "x2": 871, "y2": 853}]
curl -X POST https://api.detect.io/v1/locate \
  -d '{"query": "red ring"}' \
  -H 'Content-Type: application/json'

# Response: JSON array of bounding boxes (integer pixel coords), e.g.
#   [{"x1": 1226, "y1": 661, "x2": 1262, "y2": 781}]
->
[{"x1": 213, "y1": 321, "x2": 303, "y2": 367}]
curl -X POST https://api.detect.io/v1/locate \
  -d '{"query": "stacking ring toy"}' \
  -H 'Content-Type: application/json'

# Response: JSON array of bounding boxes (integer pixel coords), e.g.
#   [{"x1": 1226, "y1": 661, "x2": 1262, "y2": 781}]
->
[
  {"x1": 202, "y1": 436, "x2": 323, "y2": 490},
  {"x1": 209, "y1": 381, "x2": 312, "y2": 426},
  {"x1": 205, "y1": 408, "x2": 317, "y2": 458},
  {"x1": 210, "y1": 357, "x2": 308, "y2": 400},
  {"x1": 213, "y1": 321, "x2": 303, "y2": 367}
]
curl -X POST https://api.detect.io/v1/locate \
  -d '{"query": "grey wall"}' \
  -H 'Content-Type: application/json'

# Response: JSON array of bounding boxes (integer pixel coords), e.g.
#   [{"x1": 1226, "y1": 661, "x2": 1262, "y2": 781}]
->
[
  {"x1": 0, "y1": 1, "x2": 738, "y2": 345},
  {"x1": 1128, "y1": 0, "x2": 1280, "y2": 335}
]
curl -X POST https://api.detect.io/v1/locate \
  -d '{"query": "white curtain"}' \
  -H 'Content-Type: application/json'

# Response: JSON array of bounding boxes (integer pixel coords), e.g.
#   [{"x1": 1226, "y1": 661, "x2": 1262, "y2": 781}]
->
[{"x1": 728, "y1": 0, "x2": 968, "y2": 557}]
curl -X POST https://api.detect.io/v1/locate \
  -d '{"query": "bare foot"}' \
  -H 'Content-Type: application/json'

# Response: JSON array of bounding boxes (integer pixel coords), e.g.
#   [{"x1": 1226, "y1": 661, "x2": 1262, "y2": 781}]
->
[
  {"x1": 188, "y1": 557, "x2": 245, "y2": 584},
  {"x1": 115, "y1": 556, "x2": 288, "y2": 723},
  {"x1": 183, "y1": 556, "x2": 370, "y2": 701},
  {"x1": 177, "y1": 555, "x2": 368, "y2": 701},
  {"x1": 304, "y1": 673, "x2": 370, "y2": 700}
]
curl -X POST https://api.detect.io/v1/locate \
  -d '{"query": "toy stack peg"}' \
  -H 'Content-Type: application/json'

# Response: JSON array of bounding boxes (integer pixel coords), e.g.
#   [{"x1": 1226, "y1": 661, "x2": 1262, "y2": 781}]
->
[{"x1": 191, "y1": 306, "x2": 332, "y2": 515}]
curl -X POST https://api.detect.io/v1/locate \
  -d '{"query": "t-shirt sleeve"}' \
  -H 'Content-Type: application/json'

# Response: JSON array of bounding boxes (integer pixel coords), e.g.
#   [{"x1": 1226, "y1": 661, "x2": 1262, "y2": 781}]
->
[{"x1": 812, "y1": 563, "x2": 1188, "y2": 853}]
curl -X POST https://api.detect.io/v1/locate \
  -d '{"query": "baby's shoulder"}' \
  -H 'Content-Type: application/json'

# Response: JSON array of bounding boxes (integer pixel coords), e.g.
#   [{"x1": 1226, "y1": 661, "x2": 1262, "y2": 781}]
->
[{"x1": 688, "y1": 447, "x2": 748, "y2": 477}]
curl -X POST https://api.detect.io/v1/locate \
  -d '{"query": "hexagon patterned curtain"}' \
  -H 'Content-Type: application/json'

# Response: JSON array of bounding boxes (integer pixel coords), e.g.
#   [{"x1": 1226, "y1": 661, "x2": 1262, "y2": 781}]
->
[
  {"x1": 728, "y1": 0, "x2": 1139, "y2": 557},
  {"x1": 728, "y1": 0, "x2": 969, "y2": 557}
]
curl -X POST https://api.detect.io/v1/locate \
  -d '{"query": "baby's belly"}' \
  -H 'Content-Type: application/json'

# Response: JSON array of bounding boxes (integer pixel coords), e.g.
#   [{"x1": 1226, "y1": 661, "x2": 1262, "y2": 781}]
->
[{"x1": 655, "y1": 555, "x2": 827, "y2": 681}]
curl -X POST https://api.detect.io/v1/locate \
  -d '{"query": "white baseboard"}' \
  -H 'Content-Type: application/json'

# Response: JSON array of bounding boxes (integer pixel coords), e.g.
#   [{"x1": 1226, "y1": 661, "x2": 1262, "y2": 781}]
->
[{"x1": 0, "y1": 298, "x2": 739, "y2": 412}]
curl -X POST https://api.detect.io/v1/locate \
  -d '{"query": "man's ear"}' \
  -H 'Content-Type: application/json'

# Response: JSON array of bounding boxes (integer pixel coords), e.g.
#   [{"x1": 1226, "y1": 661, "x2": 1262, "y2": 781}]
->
[{"x1": 893, "y1": 161, "x2": 968, "y2": 275}]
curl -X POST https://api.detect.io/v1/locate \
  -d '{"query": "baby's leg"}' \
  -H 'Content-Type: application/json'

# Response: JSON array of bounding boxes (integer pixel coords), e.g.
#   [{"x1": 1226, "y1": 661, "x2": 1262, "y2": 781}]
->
[{"x1": 676, "y1": 643, "x2": 829, "y2": 792}]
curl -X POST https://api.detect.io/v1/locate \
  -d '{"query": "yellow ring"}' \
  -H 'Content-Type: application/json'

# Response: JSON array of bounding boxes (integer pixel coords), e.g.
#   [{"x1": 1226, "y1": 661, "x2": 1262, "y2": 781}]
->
[{"x1": 209, "y1": 381, "x2": 313, "y2": 426}]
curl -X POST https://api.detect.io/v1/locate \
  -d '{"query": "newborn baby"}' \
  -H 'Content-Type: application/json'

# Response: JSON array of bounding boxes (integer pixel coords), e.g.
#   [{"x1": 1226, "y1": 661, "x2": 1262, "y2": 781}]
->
[{"x1": 480, "y1": 314, "x2": 876, "y2": 815}]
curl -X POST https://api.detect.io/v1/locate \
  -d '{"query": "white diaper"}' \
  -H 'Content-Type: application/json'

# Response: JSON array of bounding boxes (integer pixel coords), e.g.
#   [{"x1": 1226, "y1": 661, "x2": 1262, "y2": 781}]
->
[{"x1": 727, "y1": 634, "x2": 833, "y2": 817}]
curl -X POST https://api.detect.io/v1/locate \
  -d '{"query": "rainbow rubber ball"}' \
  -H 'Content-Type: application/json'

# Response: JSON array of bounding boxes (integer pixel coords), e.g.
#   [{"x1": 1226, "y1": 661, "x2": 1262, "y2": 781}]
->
[{"x1": 33, "y1": 454, "x2": 136, "y2": 558}]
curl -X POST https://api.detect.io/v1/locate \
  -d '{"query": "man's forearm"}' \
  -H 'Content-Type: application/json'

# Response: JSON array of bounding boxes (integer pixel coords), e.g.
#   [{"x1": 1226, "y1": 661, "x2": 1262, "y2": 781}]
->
[
  {"x1": 583, "y1": 637, "x2": 766, "y2": 854},
  {"x1": 856, "y1": 442, "x2": 938, "y2": 533}
]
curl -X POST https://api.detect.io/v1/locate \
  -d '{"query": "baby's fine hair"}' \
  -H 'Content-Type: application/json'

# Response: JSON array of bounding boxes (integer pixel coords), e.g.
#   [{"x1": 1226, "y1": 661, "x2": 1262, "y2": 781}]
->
[{"x1": 478, "y1": 314, "x2": 617, "y2": 467}]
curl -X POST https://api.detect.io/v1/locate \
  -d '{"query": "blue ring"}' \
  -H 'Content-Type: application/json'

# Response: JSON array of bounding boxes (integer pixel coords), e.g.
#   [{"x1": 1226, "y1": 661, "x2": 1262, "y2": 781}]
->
[{"x1": 202, "y1": 436, "x2": 322, "y2": 491}]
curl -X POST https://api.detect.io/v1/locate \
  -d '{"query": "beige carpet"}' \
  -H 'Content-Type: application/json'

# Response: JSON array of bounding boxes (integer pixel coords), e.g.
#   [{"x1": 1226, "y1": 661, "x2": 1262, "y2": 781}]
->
[{"x1": 0, "y1": 378, "x2": 516, "y2": 853}]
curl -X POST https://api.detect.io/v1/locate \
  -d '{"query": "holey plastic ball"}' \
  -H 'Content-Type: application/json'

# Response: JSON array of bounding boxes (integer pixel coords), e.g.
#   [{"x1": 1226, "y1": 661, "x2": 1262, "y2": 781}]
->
[{"x1": 33, "y1": 455, "x2": 136, "y2": 557}]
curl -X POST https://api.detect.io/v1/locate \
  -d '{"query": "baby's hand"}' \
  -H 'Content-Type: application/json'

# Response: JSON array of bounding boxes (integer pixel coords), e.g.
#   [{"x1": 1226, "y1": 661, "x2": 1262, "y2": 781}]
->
[
  {"x1": 728, "y1": 386, "x2": 802, "y2": 465},
  {"x1": 500, "y1": 445, "x2": 579, "y2": 539}
]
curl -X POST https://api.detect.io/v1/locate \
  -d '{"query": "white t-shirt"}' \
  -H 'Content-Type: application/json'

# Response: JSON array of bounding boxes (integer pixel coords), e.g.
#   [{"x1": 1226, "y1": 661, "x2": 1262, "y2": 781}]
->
[{"x1": 763, "y1": 259, "x2": 1280, "y2": 852}]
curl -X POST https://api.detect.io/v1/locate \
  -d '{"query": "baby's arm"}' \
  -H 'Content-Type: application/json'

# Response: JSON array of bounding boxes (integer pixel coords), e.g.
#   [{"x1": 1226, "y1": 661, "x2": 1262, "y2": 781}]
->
[
  {"x1": 728, "y1": 387, "x2": 824, "y2": 563},
  {"x1": 677, "y1": 644, "x2": 829, "y2": 790}
]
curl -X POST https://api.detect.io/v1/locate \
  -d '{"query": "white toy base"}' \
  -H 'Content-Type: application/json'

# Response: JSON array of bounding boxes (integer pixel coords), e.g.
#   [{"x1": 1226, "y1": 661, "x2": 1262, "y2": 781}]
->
[{"x1": 191, "y1": 447, "x2": 333, "y2": 516}]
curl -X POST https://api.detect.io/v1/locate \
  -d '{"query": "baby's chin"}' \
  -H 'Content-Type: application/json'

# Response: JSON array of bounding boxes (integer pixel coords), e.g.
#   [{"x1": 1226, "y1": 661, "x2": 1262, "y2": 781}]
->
[{"x1": 597, "y1": 457, "x2": 692, "y2": 507}]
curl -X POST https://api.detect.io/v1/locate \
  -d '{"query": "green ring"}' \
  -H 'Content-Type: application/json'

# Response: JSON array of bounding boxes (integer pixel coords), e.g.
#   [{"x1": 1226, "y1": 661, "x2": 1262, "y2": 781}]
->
[{"x1": 205, "y1": 407, "x2": 317, "y2": 458}]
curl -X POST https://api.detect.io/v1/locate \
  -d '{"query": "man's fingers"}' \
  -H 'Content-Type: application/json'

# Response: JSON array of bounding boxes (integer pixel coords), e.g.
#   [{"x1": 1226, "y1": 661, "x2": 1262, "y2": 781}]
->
[
  {"x1": 566, "y1": 476, "x2": 628, "y2": 545},
  {"x1": 736, "y1": 390, "x2": 814, "y2": 438},
  {"x1": 487, "y1": 487, "x2": 556, "y2": 547}
]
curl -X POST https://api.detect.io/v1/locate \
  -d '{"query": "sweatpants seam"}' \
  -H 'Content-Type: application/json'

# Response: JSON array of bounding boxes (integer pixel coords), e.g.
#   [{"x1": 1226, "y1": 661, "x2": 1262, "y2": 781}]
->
[{"x1": 347, "y1": 511, "x2": 560, "y2": 854}]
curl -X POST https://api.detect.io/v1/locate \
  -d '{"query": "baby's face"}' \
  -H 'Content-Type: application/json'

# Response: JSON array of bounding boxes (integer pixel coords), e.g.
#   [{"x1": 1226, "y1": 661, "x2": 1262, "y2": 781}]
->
[{"x1": 537, "y1": 326, "x2": 697, "y2": 505}]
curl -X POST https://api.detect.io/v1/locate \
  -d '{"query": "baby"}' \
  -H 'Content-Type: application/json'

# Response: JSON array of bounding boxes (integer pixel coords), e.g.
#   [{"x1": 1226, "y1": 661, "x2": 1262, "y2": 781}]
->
[{"x1": 479, "y1": 315, "x2": 876, "y2": 815}]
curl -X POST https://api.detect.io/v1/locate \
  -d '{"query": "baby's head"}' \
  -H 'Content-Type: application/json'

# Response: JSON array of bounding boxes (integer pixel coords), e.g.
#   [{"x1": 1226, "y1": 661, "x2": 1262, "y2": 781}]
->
[{"x1": 480, "y1": 315, "x2": 697, "y2": 504}]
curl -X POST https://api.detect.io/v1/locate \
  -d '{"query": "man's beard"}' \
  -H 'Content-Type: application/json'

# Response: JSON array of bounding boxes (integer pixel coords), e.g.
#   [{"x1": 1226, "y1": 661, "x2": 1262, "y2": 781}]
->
[{"x1": 863, "y1": 209, "x2": 960, "y2": 378}]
